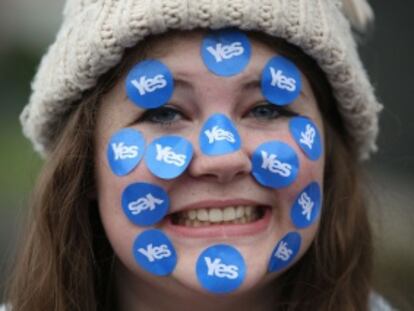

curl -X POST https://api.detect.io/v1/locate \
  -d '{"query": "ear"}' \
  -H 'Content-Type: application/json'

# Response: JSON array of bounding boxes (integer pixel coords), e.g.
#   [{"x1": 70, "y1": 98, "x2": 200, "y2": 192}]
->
[{"x1": 340, "y1": 0, "x2": 374, "y2": 32}]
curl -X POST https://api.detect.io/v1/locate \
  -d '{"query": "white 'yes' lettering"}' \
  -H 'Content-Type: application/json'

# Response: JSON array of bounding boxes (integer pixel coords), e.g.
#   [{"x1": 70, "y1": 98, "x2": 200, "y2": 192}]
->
[
  {"x1": 128, "y1": 193, "x2": 164, "y2": 215},
  {"x1": 274, "y1": 241, "x2": 293, "y2": 261},
  {"x1": 131, "y1": 74, "x2": 167, "y2": 96},
  {"x1": 204, "y1": 257, "x2": 239, "y2": 279},
  {"x1": 298, "y1": 192, "x2": 314, "y2": 221},
  {"x1": 299, "y1": 124, "x2": 316, "y2": 149},
  {"x1": 112, "y1": 142, "x2": 139, "y2": 160},
  {"x1": 204, "y1": 126, "x2": 236, "y2": 144},
  {"x1": 269, "y1": 67, "x2": 297, "y2": 92},
  {"x1": 260, "y1": 150, "x2": 292, "y2": 177},
  {"x1": 155, "y1": 144, "x2": 186, "y2": 167},
  {"x1": 138, "y1": 243, "x2": 171, "y2": 262},
  {"x1": 206, "y1": 42, "x2": 244, "y2": 63}
]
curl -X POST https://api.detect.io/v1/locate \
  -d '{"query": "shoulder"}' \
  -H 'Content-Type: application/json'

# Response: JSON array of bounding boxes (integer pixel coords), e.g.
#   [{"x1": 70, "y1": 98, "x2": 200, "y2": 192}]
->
[{"x1": 369, "y1": 292, "x2": 395, "y2": 311}]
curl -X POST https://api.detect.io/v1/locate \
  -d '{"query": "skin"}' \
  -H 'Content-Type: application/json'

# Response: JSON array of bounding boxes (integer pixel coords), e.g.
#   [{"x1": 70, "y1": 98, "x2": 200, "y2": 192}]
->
[{"x1": 94, "y1": 31, "x2": 325, "y2": 311}]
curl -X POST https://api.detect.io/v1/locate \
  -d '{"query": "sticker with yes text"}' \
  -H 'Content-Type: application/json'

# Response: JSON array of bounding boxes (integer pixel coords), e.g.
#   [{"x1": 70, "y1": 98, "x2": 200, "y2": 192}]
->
[
  {"x1": 261, "y1": 56, "x2": 302, "y2": 106},
  {"x1": 196, "y1": 244, "x2": 246, "y2": 294},
  {"x1": 107, "y1": 128, "x2": 145, "y2": 176},
  {"x1": 132, "y1": 229, "x2": 177, "y2": 276},
  {"x1": 200, "y1": 113, "x2": 241, "y2": 156},
  {"x1": 268, "y1": 232, "x2": 302, "y2": 273},
  {"x1": 125, "y1": 59, "x2": 174, "y2": 109},
  {"x1": 290, "y1": 182, "x2": 321, "y2": 229},
  {"x1": 145, "y1": 135, "x2": 193, "y2": 179},
  {"x1": 122, "y1": 182, "x2": 170, "y2": 226},
  {"x1": 289, "y1": 117, "x2": 322, "y2": 161},
  {"x1": 201, "y1": 28, "x2": 251, "y2": 76},
  {"x1": 252, "y1": 141, "x2": 299, "y2": 189}
]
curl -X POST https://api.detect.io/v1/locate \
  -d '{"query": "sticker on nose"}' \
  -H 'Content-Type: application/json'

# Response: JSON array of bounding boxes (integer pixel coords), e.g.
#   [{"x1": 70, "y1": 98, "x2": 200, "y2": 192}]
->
[
  {"x1": 290, "y1": 182, "x2": 321, "y2": 229},
  {"x1": 200, "y1": 114, "x2": 241, "y2": 156},
  {"x1": 289, "y1": 117, "x2": 322, "y2": 161},
  {"x1": 196, "y1": 244, "x2": 246, "y2": 294},
  {"x1": 122, "y1": 182, "x2": 170, "y2": 226},
  {"x1": 107, "y1": 128, "x2": 145, "y2": 176},
  {"x1": 125, "y1": 59, "x2": 174, "y2": 109},
  {"x1": 132, "y1": 229, "x2": 177, "y2": 276},
  {"x1": 145, "y1": 135, "x2": 193, "y2": 179},
  {"x1": 261, "y1": 56, "x2": 302, "y2": 106},
  {"x1": 268, "y1": 232, "x2": 301, "y2": 273},
  {"x1": 201, "y1": 28, "x2": 251, "y2": 77},
  {"x1": 252, "y1": 141, "x2": 299, "y2": 189}
]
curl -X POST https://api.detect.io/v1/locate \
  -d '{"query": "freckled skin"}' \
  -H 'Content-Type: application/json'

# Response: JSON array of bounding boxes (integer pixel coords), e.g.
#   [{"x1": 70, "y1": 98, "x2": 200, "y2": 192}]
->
[{"x1": 94, "y1": 31, "x2": 325, "y2": 310}]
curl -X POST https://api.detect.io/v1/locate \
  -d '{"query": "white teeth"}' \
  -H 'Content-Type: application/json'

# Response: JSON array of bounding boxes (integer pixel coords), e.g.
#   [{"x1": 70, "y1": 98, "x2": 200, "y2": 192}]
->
[
  {"x1": 178, "y1": 205, "x2": 261, "y2": 226},
  {"x1": 223, "y1": 207, "x2": 236, "y2": 221},
  {"x1": 209, "y1": 208, "x2": 223, "y2": 222}
]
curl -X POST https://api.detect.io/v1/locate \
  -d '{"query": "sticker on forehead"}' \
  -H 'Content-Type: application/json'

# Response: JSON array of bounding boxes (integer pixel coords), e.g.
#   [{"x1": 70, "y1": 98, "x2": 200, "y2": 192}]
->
[
  {"x1": 289, "y1": 117, "x2": 322, "y2": 161},
  {"x1": 125, "y1": 59, "x2": 174, "y2": 109},
  {"x1": 261, "y1": 56, "x2": 302, "y2": 106},
  {"x1": 201, "y1": 28, "x2": 252, "y2": 77},
  {"x1": 107, "y1": 128, "x2": 145, "y2": 176},
  {"x1": 251, "y1": 141, "x2": 299, "y2": 189},
  {"x1": 290, "y1": 182, "x2": 321, "y2": 229},
  {"x1": 196, "y1": 244, "x2": 246, "y2": 294},
  {"x1": 268, "y1": 232, "x2": 301, "y2": 273},
  {"x1": 145, "y1": 135, "x2": 193, "y2": 179},
  {"x1": 132, "y1": 229, "x2": 177, "y2": 276},
  {"x1": 200, "y1": 113, "x2": 241, "y2": 156},
  {"x1": 122, "y1": 182, "x2": 170, "y2": 226}
]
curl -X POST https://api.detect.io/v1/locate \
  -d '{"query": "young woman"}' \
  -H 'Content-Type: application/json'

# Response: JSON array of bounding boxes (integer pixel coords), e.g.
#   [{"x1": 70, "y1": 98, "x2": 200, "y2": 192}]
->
[{"x1": 4, "y1": 0, "x2": 391, "y2": 310}]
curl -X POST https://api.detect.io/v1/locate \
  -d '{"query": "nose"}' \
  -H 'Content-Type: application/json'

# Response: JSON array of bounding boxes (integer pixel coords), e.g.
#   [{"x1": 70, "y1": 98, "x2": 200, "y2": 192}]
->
[{"x1": 188, "y1": 148, "x2": 252, "y2": 183}]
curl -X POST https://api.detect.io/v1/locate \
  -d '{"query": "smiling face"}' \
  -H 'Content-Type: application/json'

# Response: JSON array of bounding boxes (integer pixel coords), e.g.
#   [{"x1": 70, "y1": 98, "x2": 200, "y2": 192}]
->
[{"x1": 94, "y1": 30, "x2": 325, "y2": 304}]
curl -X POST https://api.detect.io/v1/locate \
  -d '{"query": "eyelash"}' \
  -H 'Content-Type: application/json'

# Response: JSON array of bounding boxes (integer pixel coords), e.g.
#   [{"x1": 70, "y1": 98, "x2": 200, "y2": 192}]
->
[{"x1": 137, "y1": 102, "x2": 297, "y2": 126}]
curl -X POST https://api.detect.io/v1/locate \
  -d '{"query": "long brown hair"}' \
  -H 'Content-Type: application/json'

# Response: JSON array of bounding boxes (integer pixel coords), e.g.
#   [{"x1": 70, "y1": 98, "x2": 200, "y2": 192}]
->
[{"x1": 5, "y1": 30, "x2": 372, "y2": 311}]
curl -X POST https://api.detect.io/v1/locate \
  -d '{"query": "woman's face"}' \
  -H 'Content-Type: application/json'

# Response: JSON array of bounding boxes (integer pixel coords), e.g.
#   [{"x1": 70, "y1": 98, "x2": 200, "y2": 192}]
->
[{"x1": 94, "y1": 31, "x2": 325, "y2": 297}]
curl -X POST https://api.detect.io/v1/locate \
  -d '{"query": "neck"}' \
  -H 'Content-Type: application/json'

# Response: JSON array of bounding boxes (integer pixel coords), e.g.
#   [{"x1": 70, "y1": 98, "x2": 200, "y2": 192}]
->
[{"x1": 116, "y1": 261, "x2": 278, "y2": 311}]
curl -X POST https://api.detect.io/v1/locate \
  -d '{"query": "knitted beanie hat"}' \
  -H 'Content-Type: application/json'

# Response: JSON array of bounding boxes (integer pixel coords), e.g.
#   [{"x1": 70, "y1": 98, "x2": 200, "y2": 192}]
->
[{"x1": 20, "y1": 0, "x2": 382, "y2": 160}]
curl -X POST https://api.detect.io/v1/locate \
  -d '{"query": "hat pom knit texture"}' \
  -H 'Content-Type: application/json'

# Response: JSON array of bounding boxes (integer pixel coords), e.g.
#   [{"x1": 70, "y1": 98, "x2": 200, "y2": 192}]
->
[{"x1": 20, "y1": 0, "x2": 382, "y2": 160}]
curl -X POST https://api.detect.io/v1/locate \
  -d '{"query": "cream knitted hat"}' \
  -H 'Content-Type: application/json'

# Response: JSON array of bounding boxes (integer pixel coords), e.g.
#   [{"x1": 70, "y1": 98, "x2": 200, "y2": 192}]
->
[{"x1": 20, "y1": 0, "x2": 382, "y2": 159}]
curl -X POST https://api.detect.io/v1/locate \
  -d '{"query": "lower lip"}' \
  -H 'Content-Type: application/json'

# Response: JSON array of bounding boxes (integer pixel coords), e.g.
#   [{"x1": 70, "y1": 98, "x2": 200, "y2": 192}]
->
[{"x1": 163, "y1": 207, "x2": 272, "y2": 239}]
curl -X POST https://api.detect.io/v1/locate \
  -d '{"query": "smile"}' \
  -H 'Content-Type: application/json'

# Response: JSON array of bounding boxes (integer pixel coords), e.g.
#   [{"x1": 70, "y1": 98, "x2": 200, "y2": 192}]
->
[{"x1": 170, "y1": 205, "x2": 266, "y2": 227}]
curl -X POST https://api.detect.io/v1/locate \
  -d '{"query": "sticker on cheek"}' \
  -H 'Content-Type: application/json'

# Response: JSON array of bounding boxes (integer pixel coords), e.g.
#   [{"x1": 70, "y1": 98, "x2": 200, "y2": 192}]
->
[
  {"x1": 107, "y1": 128, "x2": 145, "y2": 176},
  {"x1": 290, "y1": 182, "x2": 321, "y2": 228},
  {"x1": 132, "y1": 229, "x2": 177, "y2": 276},
  {"x1": 251, "y1": 141, "x2": 299, "y2": 189},
  {"x1": 200, "y1": 113, "x2": 241, "y2": 156},
  {"x1": 289, "y1": 117, "x2": 322, "y2": 161},
  {"x1": 145, "y1": 135, "x2": 193, "y2": 179},
  {"x1": 125, "y1": 60, "x2": 174, "y2": 109},
  {"x1": 196, "y1": 244, "x2": 246, "y2": 294},
  {"x1": 122, "y1": 182, "x2": 170, "y2": 226},
  {"x1": 268, "y1": 232, "x2": 302, "y2": 273},
  {"x1": 201, "y1": 28, "x2": 251, "y2": 77},
  {"x1": 261, "y1": 56, "x2": 302, "y2": 106}
]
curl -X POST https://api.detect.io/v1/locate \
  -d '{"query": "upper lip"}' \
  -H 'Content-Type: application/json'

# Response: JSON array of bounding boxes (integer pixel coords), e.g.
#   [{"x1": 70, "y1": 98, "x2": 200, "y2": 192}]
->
[{"x1": 168, "y1": 199, "x2": 271, "y2": 215}]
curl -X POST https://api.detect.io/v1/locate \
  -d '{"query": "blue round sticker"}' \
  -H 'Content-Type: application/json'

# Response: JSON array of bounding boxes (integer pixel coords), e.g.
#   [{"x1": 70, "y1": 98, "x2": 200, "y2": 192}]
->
[
  {"x1": 261, "y1": 56, "x2": 302, "y2": 106},
  {"x1": 201, "y1": 28, "x2": 251, "y2": 76},
  {"x1": 145, "y1": 135, "x2": 193, "y2": 180},
  {"x1": 132, "y1": 229, "x2": 177, "y2": 276},
  {"x1": 268, "y1": 232, "x2": 302, "y2": 273},
  {"x1": 122, "y1": 182, "x2": 170, "y2": 226},
  {"x1": 290, "y1": 182, "x2": 322, "y2": 229},
  {"x1": 196, "y1": 244, "x2": 246, "y2": 294},
  {"x1": 289, "y1": 117, "x2": 322, "y2": 161},
  {"x1": 125, "y1": 60, "x2": 174, "y2": 109},
  {"x1": 251, "y1": 141, "x2": 299, "y2": 189},
  {"x1": 199, "y1": 113, "x2": 241, "y2": 156},
  {"x1": 107, "y1": 128, "x2": 145, "y2": 176}
]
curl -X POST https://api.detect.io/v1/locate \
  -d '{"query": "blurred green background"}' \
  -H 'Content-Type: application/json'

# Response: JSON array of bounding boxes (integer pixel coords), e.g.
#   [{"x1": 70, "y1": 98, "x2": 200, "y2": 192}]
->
[{"x1": 0, "y1": 1, "x2": 413, "y2": 309}]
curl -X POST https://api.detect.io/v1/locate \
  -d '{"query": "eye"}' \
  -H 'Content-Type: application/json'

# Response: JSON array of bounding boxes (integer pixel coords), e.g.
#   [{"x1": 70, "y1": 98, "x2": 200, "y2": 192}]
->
[
  {"x1": 247, "y1": 103, "x2": 296, "y2": 120},
  {"x1": 138, "y1": 106, "x2": 184, "y2": 125}
]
